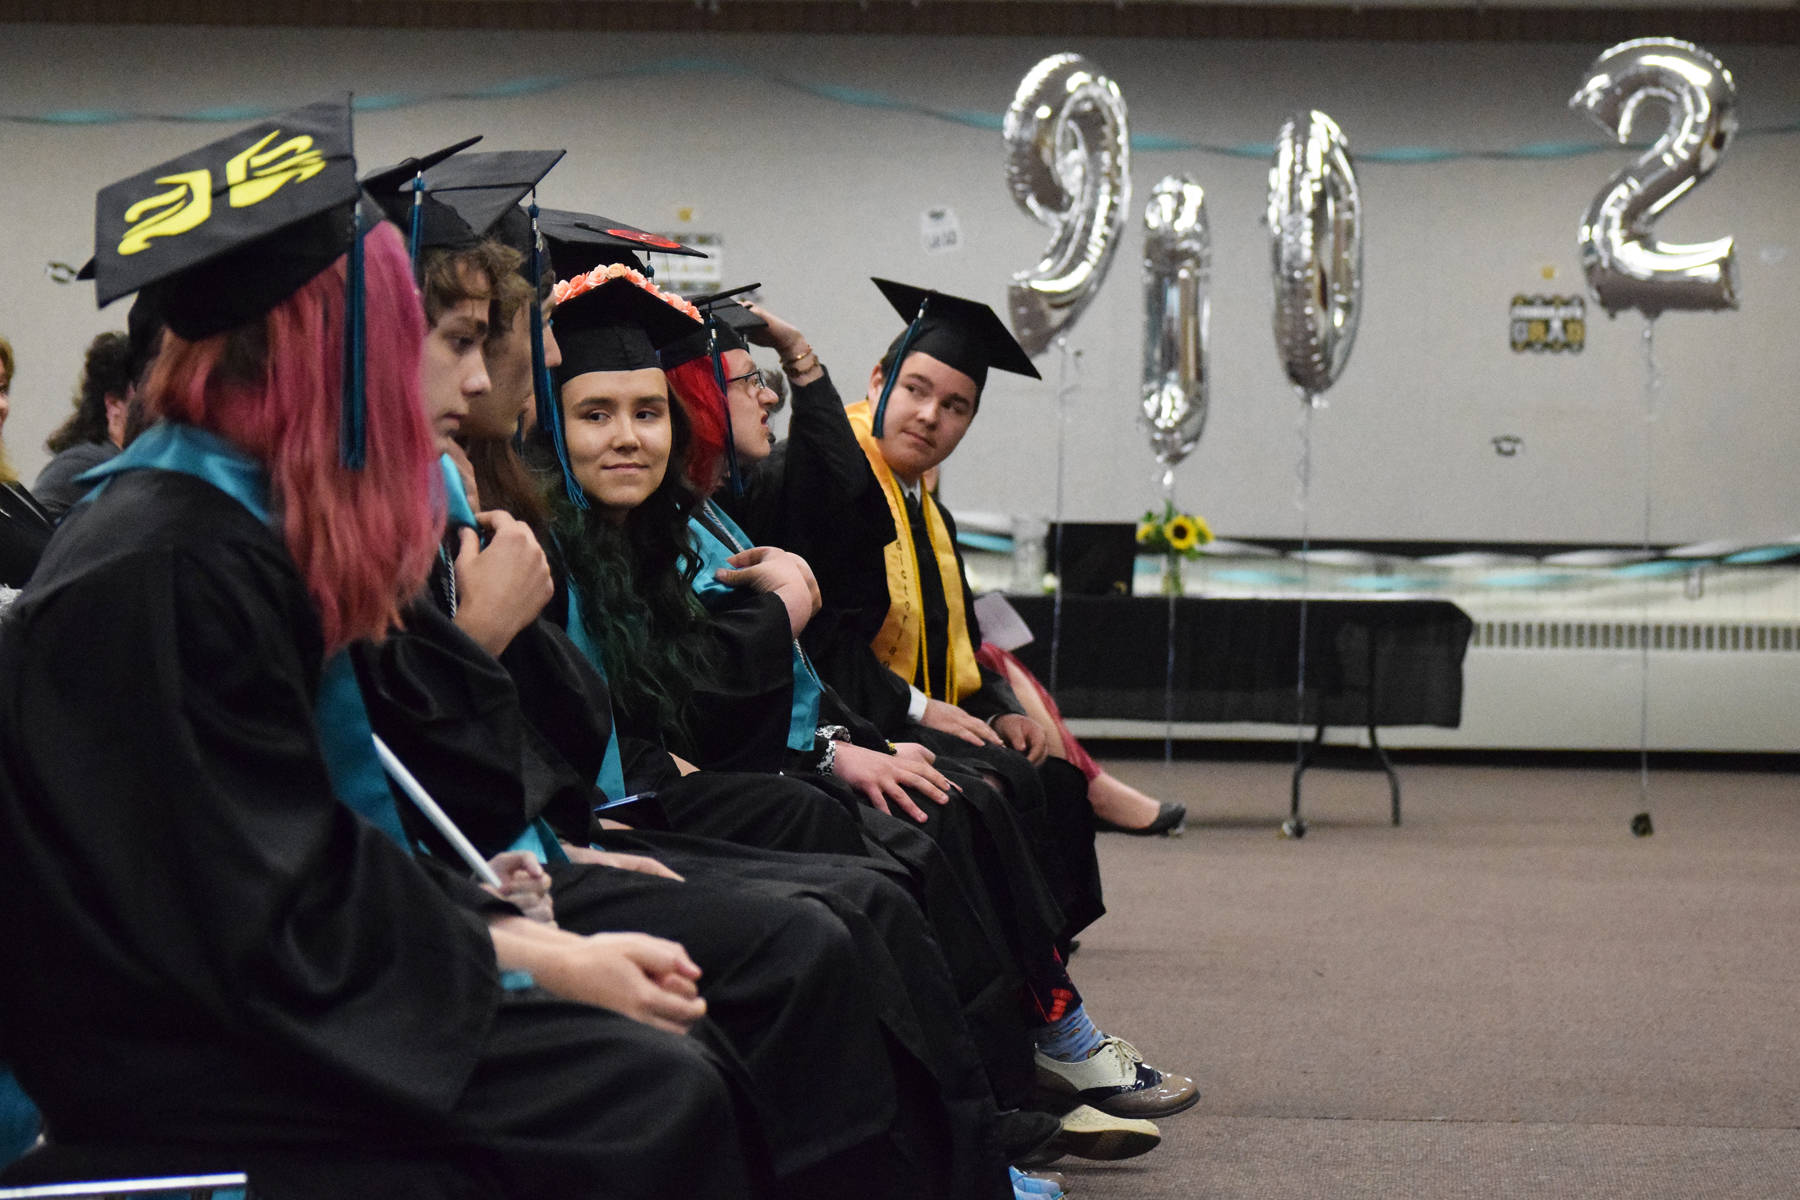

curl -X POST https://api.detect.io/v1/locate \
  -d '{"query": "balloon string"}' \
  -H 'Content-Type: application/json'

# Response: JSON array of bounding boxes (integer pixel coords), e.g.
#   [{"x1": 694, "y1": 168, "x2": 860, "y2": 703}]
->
[
  {"x1": 1164, "y1": 468, "x2": 1178, "y2": 766},
  {"x1": 1638, "y1": 318, "x2": 1660, "y2": 815},
  {"x1": 1048, "y1": 336, "x2": 1075, "y2": 694},
  {"x1": 1294, "y1": 395, "x2": 1316, "y2": 777}
]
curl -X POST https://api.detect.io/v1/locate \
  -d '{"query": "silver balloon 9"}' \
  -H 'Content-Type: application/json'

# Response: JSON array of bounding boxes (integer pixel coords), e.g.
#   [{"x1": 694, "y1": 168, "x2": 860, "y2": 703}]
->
[
  {"x1": 1570, "y1": 38, "x2": 1739, "y2": 318},
  {"x1": 1003, "y1": 52, "x2": 1131, "y2": 357},
  {"x1": 1267, "y1": 110, "x2": 1362, "y2": 400},
  {"x1": 1141, "y1": 176, "x2": 1209, "y2": 466}
]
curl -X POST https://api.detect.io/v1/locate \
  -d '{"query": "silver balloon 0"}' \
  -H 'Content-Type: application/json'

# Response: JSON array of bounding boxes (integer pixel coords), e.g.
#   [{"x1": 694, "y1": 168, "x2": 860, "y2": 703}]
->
[
  {"x1": 1003, "y1": 52, "x2": 1131, "y2": 357},
  {"x1": 1570, "y1": 38, "x2": 1739, "y2": 318},
  {"x1": 1267, "y1": 110, "x2": 1362, "y2": 401},
  {"x1": 1141, "y1": 176, "x2": 1209, "y2": 466}
]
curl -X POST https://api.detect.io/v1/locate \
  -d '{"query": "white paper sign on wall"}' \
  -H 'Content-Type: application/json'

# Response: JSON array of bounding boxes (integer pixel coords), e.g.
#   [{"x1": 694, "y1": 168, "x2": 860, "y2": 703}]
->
[{"x1": 921, "y1": 207, "x2": 963, "y2": 255}]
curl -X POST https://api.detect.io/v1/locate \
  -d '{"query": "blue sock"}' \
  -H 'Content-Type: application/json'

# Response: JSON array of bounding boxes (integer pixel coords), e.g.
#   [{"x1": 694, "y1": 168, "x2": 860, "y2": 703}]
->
[
  {"x1": 1033, "y1": 1001, "x2": 1105, "y2": 1063},
  {"x1": 1011, "y1": 1166, "x2": 1065, "y2": 1198}
]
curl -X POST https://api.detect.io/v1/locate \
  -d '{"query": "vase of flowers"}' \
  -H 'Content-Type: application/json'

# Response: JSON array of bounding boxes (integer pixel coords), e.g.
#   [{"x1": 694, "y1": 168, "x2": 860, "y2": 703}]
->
[{"x1": 1136, "y1": 501, "x2": 1213, "y2": 596}]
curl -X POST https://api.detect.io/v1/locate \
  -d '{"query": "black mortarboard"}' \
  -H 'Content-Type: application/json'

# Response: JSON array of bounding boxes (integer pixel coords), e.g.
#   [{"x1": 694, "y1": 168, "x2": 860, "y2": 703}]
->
[
  {"x1": 659, "y1": 285, "x2": 765, "y2": 371},
  {"x1": 873, "y1": 279, "x2": 1041, "y2": 388},
  {"x1": 360, "y1": 136, "x2": 484, "y2": 261},
  {"x1": 422, "y1": 149, "x2": 566, "y2": 240},
  {"x1": 660, "y1": 283, "x2": 766, "y2": 494},
  {"x1": 92, "y1": 97, "x2": 361, "y2": 329},
  {"x1": 90, "y1": 95, "x2": 376, "y2": 466},
  {"x1": 542, "y1": 271, "x2": 701, "y2": 507},
  {"x1": 539, "y1": 210, "x2": 705, "y2": 279},
  {"x1": 423, "y1": 152, "x2": 569, "y2": 468}
]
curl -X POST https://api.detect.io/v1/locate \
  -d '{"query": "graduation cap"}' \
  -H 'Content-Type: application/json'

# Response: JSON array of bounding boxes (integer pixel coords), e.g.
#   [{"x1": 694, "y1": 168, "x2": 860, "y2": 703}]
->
[
  {"x1": 422, "y1": 149, "x2": 566, "y2": 241},
  {"x1": 360, "y1": 135, "x2": 484, "y2": 266},
  {"x1": 420, "y1": 150, "x2": 569, "y2": 465},
  {"x1": 89, "y1": 95, "x2": 376, "y2": 466},
  {"x1": 541, "y1": 268, "x2": 702, "y2": 507},
  {"x1": 660, "y1": 283, "x2": 767, "y2": 495},
  {"x1": 538, "y1": 210, "x2": 706, "y2": 280},
  {"x1": 870, "y1": 277, "x2": 1041, "y2": 436}
]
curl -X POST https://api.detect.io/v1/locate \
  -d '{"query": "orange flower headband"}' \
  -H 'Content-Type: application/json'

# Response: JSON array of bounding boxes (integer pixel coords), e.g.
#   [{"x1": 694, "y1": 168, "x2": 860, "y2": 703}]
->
[{"x1": 550, "y1": 261, "x2": 702, "y2": 322}]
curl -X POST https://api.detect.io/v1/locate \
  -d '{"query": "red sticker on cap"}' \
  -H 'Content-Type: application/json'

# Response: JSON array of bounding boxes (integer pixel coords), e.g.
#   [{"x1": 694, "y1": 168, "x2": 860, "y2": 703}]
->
[{"x1": 605, "y1": 228, "x2": 685, "y2": 251}]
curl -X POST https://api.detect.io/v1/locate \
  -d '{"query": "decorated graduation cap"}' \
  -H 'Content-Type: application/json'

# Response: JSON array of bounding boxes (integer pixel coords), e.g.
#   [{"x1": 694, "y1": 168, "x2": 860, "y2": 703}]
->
[
  {"x1": 360, "y1": 135, "x2": 484, "y2": 267},
  {"x1": 89, "y1": 94, "x2": 377, "y2": 466},
  {"x1": 538, "y1": 210, "x2": 706, "y2": 279},
  {"x1": 541, "y1": 266, "x2": 703, "y2": 507},
  {"x1": 660, "y1": 283, "x2": 766, "y2": 495},
  {"x1": 870, "y1": 277, "x2": 1041, "y2": 437}
]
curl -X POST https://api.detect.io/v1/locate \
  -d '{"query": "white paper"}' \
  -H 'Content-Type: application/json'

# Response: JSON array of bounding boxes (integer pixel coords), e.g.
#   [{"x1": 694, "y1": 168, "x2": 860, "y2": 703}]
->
[{"x1": 973, "y1": 590, "x2": 1034, "y2": 652}]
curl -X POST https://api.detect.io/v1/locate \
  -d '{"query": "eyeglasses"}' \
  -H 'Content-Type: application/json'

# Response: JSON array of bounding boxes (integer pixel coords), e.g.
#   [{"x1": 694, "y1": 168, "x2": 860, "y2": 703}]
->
[{"x1": 725, "y1": 367, "x2": 773, "y2": 394}]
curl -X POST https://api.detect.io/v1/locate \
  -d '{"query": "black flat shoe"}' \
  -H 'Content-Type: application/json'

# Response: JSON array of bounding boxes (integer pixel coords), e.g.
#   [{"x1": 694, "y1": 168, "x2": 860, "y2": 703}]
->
[{"x1": 1095, "y1": 800, "x2": 1186, "y2": 837}]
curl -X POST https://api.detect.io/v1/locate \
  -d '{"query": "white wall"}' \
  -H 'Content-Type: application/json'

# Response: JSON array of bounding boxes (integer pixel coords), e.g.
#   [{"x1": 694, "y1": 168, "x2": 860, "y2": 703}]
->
[{"x1": 1, "y1": 24, "x2": 1795, "y2": 546}]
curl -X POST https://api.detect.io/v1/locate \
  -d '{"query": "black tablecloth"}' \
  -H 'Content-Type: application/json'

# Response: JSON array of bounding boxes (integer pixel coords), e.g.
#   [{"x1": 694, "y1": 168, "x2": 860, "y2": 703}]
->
[{"x1": 1006, "y1": 595, "x2": 1474, "y2": 728}]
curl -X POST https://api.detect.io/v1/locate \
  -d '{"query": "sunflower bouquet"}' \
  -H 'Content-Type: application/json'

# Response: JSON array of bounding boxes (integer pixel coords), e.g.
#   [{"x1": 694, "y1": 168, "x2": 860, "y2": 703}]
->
[{"x1": 1136, "y1": 501, "x2": 1213, "y2": 594}]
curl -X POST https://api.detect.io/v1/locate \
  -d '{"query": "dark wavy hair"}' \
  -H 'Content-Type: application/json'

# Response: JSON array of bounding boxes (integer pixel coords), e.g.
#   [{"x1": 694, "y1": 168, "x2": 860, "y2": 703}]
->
[
  {"x1": 46, "y1": 332, "x2": 133, "y2": 453},
  {"x1": 538, "y1": 377, "x2": 713, "y2": 743}
]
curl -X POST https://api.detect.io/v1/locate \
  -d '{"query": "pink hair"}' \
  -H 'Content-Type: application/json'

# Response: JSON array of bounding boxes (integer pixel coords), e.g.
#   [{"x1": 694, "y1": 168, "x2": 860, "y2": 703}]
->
[
  {"x1": 148, "y1": 222, "x2": 442, "y2": 653},
  {"x1": 665, "y1": 357, "x2": 729, "y2": 496}
]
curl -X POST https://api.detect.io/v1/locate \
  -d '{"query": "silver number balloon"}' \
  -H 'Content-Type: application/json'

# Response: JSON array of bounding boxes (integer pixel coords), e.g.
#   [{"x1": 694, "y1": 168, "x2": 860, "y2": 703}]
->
[
  {"x1": 1570, "y1": 38, "x2": 1739, "y2": 318},
  {"x1": 1141, "y1": 176, "x2": 1209, "y2": 466},
  {"x1": 1267, "y1": 110, "x2": 1362, "y2": 400},
  {"x1": 1003, "y1": 53, "x2": 1131, "y2": 357}
]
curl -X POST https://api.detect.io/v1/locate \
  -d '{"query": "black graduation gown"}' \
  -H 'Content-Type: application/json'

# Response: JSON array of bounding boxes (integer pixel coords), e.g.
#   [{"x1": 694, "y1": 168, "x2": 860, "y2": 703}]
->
[
  {"x1": 0, "y1": 480, "x2": 54, "y2": 589},
  {"x1": 0, "y1": 471, "x2": 757, "y2": 1199},
  {"x1": 352, "y1": 592, "x2": 915, "y2": 1187},
  {"x1": 722, "y1": 374, "x2": 1104, "y2": 940}
]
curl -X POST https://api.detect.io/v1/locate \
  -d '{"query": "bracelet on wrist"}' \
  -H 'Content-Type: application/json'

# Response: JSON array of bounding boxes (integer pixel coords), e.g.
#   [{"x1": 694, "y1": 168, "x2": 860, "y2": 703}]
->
[{"x1": 782, "y1": 347, "x2": 820, "y2": 375}]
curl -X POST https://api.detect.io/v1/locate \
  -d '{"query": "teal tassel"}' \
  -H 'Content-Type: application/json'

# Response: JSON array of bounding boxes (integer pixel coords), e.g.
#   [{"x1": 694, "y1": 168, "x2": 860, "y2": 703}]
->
[
  {"x1": 707, "y1": 319, "x2": 743, "y2": 496},
  {"x1": 528, "y1": 200, "x2": 587, "y2": 509},
  {"x1": 340, "y1": 206, "x2": 367, "y2": 469},
  {"x1": 872, "y1": 296, "x2": 929, "y2": 438}
]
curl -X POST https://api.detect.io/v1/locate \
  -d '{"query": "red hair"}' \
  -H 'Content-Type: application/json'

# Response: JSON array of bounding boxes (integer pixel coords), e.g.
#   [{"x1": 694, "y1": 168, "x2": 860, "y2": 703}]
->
[
  {"x1": 147, "y1": 222, "x2": 441, "y2": 653},
  {"x1": 664, "y1": 357, "x2": 730, "y2": 496}
]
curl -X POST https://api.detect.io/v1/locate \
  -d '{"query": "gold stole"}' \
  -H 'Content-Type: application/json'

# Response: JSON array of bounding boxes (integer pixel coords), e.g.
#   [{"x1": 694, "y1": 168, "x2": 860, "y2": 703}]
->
[{"x1": 845, "y1": 400, "x2": 982, "y2": 704}]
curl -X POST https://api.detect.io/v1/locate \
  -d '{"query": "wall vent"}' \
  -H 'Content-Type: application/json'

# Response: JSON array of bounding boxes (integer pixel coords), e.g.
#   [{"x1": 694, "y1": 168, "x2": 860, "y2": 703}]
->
[{"x1": 1473, "y1": 621, "x2": 1800, "y2": 653}]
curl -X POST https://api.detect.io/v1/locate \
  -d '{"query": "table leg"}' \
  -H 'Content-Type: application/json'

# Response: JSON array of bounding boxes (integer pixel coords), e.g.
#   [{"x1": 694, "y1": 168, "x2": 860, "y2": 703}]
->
[
  {"x1": 1285, "y1": 721, "x2": 1328, "y2": 837},
  {"x1": 1368, "y1": 724, "x2": 1401, "y2": 826}
]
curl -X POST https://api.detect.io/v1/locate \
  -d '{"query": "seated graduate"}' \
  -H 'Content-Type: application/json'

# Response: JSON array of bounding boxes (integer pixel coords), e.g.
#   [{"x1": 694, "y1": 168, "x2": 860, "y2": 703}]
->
[
  {"x1": 700, "y1": 286, "x2": 1123, "y2": 934},
  {"x1": 0, "y1": 100, "x2": 767, "y2": 1198},
  {"x1": 355, "y1": 146, "x2": 1007, "y2": 1200},
  {"x1": 0, "y1": 336, "x2": 53, "y2": 593},
  {"x1": 535, "y1": 266, "x2": 1193, "y2": 1130}
]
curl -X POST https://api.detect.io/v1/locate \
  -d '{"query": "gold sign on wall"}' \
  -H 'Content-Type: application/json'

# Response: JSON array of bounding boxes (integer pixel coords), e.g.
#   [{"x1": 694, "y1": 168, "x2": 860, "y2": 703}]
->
[{"x1": 1509, "y1": 294, "x2": 1585, "y2": 353}]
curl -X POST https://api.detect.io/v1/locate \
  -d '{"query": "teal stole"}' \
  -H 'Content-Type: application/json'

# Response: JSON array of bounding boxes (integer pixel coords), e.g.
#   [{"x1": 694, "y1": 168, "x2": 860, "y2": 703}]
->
[
  {"x1": 688, "y1": 499, "x2": 823, "y2": 753},
  {"x1": 559, "y1": 576, "x2": 631, "y2": 808}
]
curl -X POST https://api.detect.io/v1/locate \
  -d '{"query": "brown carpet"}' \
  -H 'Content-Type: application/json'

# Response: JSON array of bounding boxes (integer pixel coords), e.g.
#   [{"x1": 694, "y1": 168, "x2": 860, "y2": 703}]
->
[{"x1": 1058, "y1": 758, "x2": 1800, "y2": 1198}]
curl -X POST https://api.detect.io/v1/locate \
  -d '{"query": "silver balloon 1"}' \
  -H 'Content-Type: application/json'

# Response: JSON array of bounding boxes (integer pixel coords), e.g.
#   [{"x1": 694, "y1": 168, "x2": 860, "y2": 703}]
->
[
  {"x1": 1267, "y1": 110, "x2": 1362, "y2": 400},
  {"x1": 1141, "y1": 176, "x2": 1209, "y2": 467},
  {"x1": 1004, "y1": 52, "x2": 1131, "y2": 358},
  {"x1": 1570, "y1": 37, "x2": 1739, "y2": 318}
]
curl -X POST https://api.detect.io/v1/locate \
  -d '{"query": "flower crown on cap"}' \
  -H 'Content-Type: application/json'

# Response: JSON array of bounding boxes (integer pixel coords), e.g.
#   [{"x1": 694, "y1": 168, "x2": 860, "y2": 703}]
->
[{"x1": 551, "y1": 261, "x2": 703, "y2": 321}]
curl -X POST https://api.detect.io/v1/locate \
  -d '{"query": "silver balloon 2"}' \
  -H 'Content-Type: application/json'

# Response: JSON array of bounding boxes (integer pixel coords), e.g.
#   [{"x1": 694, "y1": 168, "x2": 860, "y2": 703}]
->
[
  {"x1": 1570, "y1": 38, "x2": 1739, "y2": 318},
  {"x1": 1003, "y1": 53, "x2": 1131, "y2": 358},
  {"x1": 1267, "y1": 111, "x2": 1363, "y2": 399},
  {"x1": 1141, "y1": 176, "x2": 1210, "y2": 468}
]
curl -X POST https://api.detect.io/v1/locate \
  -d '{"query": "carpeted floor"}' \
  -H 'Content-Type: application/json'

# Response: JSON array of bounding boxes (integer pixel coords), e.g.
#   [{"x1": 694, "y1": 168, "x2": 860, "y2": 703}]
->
[{"x1": 1059, "y1": 757, "x2": 1800, "y2": 1199}]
